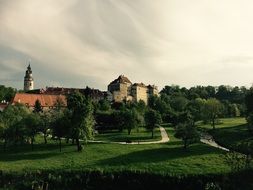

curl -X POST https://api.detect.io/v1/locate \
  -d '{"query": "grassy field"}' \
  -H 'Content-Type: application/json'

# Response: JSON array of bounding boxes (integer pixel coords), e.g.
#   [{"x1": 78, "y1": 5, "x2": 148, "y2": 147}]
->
[
  {"x1": 94, "y1": 127, "x2": 161, "y2": 142},
  {"x1": 0, "y1": 126, "x2": 230, "y2": 175},
  {"x1": 197, "y1": 117, "x2": 253, "y2": 153}
]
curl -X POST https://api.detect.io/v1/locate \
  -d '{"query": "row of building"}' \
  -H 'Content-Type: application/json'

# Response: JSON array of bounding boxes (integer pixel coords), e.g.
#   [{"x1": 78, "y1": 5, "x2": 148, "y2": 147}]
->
[{"x1": 1, "y1": 65, "x2": 159, "y2": 110}]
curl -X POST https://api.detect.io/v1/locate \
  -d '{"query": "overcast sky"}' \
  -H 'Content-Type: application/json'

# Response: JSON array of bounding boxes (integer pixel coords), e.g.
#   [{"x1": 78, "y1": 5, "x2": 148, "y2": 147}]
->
[{"x1": 1, "y1": 0, "x2": 253, "y2": 90}]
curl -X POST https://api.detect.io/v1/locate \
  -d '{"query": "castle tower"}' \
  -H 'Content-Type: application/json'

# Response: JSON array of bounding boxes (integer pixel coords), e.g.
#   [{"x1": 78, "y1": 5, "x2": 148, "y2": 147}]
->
[{"x1": 24, "y1": 64, "x2": 34, "y2": 91}]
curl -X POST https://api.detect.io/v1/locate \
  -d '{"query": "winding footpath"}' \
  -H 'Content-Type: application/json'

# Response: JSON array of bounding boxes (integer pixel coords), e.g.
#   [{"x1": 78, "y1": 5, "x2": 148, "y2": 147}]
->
[
  {"x1": 89, "y1": 126, "x2": 170, "y2": 145},
  {"x1": 200, "y1": 132, "x2": 229, "y2": 151}
]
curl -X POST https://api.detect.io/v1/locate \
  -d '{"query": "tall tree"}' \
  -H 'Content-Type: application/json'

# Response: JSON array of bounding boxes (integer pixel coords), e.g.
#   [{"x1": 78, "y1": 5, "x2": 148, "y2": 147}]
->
[
  {"x1": 39, "y1": 110, "x2": 53, "y2": 144},
  {"x1": 144, "y1": 109, "x2": 162, "y2": 138},
  {"x1": 174, "y1": 122, "x2": 199, "y2": 149},
  {"x1": 23, "y1": 113, "x2": 40, "y2": 151},
  {"x1": 204, "y1": 98, "x2": 222, "y2": 129},
  {"x1": 67, "y1": 92, "x2": 94, "y2": 152},
  {"x1": 122, "y1": 109, "x2": 139, "y2": 135},
  {"x1": 34, "y1": 99, "x2": 43, "y2": 113},
  {"x1": 52, "y1": 111, "x2": 70, "y2": 152}
]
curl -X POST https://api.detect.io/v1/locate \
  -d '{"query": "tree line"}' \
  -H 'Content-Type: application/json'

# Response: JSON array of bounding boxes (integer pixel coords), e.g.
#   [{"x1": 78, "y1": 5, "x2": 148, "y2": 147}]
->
[{"x1": 0, "y1": 84, "x2": 251, "y2": 151}]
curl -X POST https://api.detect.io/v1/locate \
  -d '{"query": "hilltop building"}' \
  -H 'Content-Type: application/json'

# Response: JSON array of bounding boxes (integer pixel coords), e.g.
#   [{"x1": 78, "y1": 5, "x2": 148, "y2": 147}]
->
[
  {"x1": 108, "y1": 75, "x2": 158, "y2": 104},
  {"x1": 24, "y1": 64, "x2": 34, "y2": 91}
]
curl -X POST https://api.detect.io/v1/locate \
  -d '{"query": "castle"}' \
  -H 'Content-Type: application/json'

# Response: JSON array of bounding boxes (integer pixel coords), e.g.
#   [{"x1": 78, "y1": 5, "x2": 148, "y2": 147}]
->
[
  {"x1": 108, "y1": 75, "x2": 158, "y2": 104},
  {"x1": 20, "y1": 65, "x2": 158, "y2": 107}
]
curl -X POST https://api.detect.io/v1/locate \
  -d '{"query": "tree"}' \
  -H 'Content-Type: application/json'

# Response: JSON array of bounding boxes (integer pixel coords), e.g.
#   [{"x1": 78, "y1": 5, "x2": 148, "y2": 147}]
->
[
  {"x1": 67, "y1": 92, "x2": 94, "y2": 152},
  {"x1": 0, "y1": 104, "x2": 30, "y2": 147},
  {"x1": 34, "y1": 99, "x2": 43, "y2": 113},
  {"x1": 174, "y1": 122, "x2": 199, "y2": 149},
  {"x1": 169, "y1": 96, "x2": 189, "y2": 112},
  {"x1": 23, "y1": 113, "x2": 40, "y2": 151},
  {"x1": 39, "y1": 110, "x2": 53, "y2": 144},
  {"x1": 204, "y1": 98, "x2": 222, "y2": 130},
  {"x1": 52, "y1": 111, "x2": 70, "y2": 152},
  {"x1": 98, "y1": 99, "x2": 111, "y2": 111},
  {"x1": 187, "y1": 98, "x2": 206, "y2": 122},
  {"x1": 0, "y1": 122, "x2": 8, "y2": 151},
  {"x1": 0, "y1": 85, "x2": 16, "y2": 102},
  {"x1": 245, "y1": 88, "x2": 253, "y2": 115},
  {"x1": 122, "y1": 109, "x2": 139, "y2": 135},
  {"x1": 144, "y1": 109, "x2": 162, "y2": 138}
]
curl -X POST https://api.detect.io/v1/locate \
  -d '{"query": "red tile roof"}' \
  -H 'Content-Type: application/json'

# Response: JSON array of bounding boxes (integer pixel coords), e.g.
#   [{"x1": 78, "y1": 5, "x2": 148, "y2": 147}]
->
[{"x1": 12, "y1": 93, "x2": 67, "y2": 107}]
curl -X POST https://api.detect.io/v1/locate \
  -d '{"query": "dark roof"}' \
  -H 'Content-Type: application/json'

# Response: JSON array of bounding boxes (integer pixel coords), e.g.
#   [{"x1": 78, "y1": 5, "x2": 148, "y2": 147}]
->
[
  {"x1": 109, "y1": 75, "x2": 132, "y2": 85},
  {"x1": 147, "y1": 85, "x2": 158, "y2": 89},
  {"x1": 133, "y1": 83, "x2": 147, "y2": 88}
]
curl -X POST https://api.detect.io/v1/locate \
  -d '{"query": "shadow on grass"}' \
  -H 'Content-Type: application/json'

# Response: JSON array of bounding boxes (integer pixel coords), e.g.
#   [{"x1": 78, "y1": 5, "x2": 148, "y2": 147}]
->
[
  {"x1": 96, "y1": 143, "x2": 222, "y2": 166},
  {"x1": 0, "y1": 143, "x2": 75, "y2": 162}
]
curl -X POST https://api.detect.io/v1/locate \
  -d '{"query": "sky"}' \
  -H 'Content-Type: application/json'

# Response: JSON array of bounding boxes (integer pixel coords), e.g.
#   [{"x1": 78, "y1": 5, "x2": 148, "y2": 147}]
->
[{"x1": 1, "y1": 0, "x2": 253, "y2": 91}]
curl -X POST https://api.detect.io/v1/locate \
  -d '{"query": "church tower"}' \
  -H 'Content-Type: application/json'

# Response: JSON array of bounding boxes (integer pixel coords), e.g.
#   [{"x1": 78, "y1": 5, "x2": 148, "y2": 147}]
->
[{"x1": 24, "y1": 64, "x2": 34, "y2": 91}]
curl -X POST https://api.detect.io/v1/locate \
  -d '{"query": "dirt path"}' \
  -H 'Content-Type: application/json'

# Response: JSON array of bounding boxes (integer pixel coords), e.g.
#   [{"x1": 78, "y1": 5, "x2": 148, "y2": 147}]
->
[
  {"x1": 200, "y1": 132, "x2": 229, "y2": 151},
  {"x1": 89, "y1": 126, "x2": 170, "y2": 145}
]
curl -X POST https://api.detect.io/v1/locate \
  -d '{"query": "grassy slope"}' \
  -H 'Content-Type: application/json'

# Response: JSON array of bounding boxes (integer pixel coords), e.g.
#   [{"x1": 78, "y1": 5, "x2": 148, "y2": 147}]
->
[
  {"x1": 94, "y1": 127, "x2": 161, "y2": 142},
  {"x1": 198, "y1": 117, "x2": 253, "y2": 153},
  {"x1": 0, "y1": 127, "x2": 230, "y2": 175}
]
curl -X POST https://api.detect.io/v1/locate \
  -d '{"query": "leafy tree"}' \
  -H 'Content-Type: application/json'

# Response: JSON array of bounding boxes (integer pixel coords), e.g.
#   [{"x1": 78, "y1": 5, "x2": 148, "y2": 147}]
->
[
  {"x1": 39, "y1": 110, "x2": 53, "y2": 144},
  {"x1": 170, "y1": 96, "x2": 189, "y2": 112},
  {"x1": 245, "y1": 88, "x2": 253, "y2": 115},
  {"x1": 122, "y1": 109, "x2": 139, "y2": 135},
  {"x1": 174, "y1": 122, "x2": 199, "y2": 149},
  {"x1": 0, "y1": 104, "x2": 30, "y2": 146},
  {"x1": 23, "y1": 113, "x2": 41, "y2": 150},
  {"x1": 0, "y1": 85, "x2": 16, "y2": 102},
  {"x1": 52, "y1": 111, "x2": 70, "y2": 152},
  {"x1": 187, "y1": 98, "x2": 206, "y2": 122},
  {"x1": 144, "y1": 109, "x2": 162, "y2": 138},
  {"x1": 0, "y1": 122, "x2": 8, "y2": 151},
  {"x1": 34, "y1": 99, "x2": 43, "y2": 113},
  {"x1": 246, "y1": 113, "x2": 253, "y2": 135},
  {"x1": 204, "y1": 98, "x2": 222, "y2": 129},
  {"x1": 98, "y1": 99, "x2": 111, "y2": 111},
  {"x1": 67, "y1": 92, "x2": 94, "y2": 152}
]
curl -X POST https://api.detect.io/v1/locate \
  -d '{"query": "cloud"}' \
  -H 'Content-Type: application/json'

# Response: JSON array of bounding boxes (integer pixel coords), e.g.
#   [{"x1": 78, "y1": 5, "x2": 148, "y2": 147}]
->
[{"x1": 1, "y1": 0, "x2": 253, "y2": 90}]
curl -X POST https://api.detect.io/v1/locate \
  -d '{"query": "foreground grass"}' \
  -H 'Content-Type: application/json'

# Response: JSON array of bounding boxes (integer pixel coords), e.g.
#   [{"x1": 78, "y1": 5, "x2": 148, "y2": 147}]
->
[
  {"x1": 198, "y1": 117, "x2": 253, "y2": 153},
  {"x1": 0, "y1": 127, "x2": 230, "y2": 176},
  {"x1": 94, "y1": 127, "x2": 161, "y2": 142}
]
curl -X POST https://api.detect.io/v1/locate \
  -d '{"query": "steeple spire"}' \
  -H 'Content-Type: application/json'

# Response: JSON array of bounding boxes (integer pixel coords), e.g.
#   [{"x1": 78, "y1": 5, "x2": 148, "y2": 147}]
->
[{"x1": 24, "y1": 61, "x2": 34, "y2": 91}]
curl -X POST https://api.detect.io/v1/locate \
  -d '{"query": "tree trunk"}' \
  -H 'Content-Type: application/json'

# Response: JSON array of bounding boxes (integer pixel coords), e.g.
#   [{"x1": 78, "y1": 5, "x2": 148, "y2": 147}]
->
[
  {"x1": 184, "y1": 139, "x2": 187, "y2": 149},
  {"x1": 151, "y1": 129, "x2": 154, "y2": 139},
  {"x1": 44, "y1": 134, "x2": 47, "y2": 144},
  {"x1": 3, "y1": 138, "x2": 7, "y2": 152},
  {"x1": 59, "y1": 138, "x2": 62, "y2": 152},
  {"x1": 128, "y1": 129, "x2": 131, "y2": 135},
  {"x1": 31, "y1": 137, "x2": 34, "y2": 151},
  {"x1": 76, "y1": 138, "x2": 82, "y2": 152},
  {"x1": 212, "y1": 118, "x2": 215, "y2": 130}
]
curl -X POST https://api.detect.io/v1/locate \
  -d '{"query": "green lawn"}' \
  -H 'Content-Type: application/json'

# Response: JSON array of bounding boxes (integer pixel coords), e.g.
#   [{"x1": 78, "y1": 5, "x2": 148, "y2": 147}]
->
[
  {"x1": 94, "y1": 127, "x2": 161, "y2": 142},
  {"x1": 197, "y1": 117, "x2": 247, "y2": 130},
  {"x1": 0, "y1": 127, "x2": 231, "y2": 175},
  {"x1": 197, "y1": 117, "x2": 253, "y2": 153}
]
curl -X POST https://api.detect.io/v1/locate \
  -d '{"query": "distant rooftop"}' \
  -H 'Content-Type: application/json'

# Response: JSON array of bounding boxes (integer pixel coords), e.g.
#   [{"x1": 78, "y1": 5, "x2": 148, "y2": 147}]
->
[
  {"x1": 109, "y1": 75, "x2": 132, "y2": 85},
  {"x1": 12, "y1": 93, "x2": 67, "y2": 107}
]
